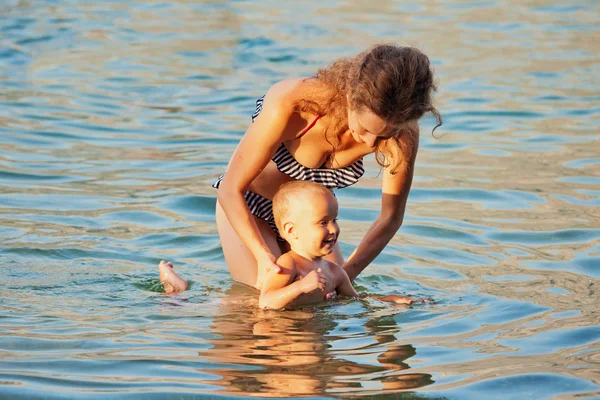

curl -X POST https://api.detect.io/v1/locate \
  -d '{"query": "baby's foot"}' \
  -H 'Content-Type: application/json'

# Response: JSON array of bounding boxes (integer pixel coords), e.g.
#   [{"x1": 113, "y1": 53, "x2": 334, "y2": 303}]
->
[{"x1": 158, "y1": 260, "x2": 188, "y2": 294}]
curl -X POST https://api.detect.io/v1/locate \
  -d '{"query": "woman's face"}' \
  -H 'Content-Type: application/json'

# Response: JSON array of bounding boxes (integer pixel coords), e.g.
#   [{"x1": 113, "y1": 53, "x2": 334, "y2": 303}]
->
[{"x1": 347, "y1": 107, "x2": 399, "y2": 148}]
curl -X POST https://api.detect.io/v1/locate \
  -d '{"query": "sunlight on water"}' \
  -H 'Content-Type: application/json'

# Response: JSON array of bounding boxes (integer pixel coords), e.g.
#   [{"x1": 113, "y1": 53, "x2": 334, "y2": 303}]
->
[{"x1": 0, "y1": 0, "x2": 599, "y2": 399}]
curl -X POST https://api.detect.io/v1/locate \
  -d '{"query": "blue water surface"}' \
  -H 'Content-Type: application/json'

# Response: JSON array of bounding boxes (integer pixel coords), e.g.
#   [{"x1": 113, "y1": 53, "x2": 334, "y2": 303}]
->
[{"x1": 0, "y1": 0, "x2": 599, "y2": 399}]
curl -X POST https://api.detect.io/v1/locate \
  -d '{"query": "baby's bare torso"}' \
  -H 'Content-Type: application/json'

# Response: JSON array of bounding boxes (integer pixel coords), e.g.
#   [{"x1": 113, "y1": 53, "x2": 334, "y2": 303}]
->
[{"x1": 286, "y1": 253, "x2": 342, "y2": 308}]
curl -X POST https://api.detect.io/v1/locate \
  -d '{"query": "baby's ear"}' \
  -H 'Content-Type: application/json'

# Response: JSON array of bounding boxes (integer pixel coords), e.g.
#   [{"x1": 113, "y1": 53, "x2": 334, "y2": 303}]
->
[{"x1": 282, "y1": 221, "x2": 296, "y2": 239}]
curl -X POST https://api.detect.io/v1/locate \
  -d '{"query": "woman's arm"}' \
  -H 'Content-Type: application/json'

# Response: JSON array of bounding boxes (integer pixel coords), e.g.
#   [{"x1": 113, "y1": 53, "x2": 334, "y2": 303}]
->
[
  {"x1": 217, "y1": 81, "x2": 300, "y2": 263},
  {"x1": 343, "y1": 124, "x2": 419, "y2": 282}
]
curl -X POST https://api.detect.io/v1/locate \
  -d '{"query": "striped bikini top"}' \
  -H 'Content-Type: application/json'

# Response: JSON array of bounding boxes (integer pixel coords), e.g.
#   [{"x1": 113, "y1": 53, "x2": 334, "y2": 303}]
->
[{"x1": 253, "y1": 96, "x2": 365, "y2": 190}]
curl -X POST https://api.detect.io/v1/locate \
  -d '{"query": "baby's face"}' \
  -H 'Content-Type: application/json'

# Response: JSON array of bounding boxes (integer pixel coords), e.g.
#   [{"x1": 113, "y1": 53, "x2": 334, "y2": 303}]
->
[{"x1": 289, "y1": 192, "x2": 339, "y2": 258}]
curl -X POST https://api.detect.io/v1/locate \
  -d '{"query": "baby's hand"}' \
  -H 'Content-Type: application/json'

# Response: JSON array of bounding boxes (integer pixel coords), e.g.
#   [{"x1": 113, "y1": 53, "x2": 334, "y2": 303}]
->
[
  {"x1": 379, "y1": 294, "x2": 433, "y2": 305},
  {"x1": 301, "y1": 268, "x2": 326, "y2": 293}
]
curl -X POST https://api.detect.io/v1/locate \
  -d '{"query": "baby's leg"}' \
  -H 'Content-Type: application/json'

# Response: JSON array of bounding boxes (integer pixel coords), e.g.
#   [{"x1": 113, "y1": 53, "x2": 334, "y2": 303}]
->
[{"x1": 158, "y1": 261, "x2": 188, "y2": 294}]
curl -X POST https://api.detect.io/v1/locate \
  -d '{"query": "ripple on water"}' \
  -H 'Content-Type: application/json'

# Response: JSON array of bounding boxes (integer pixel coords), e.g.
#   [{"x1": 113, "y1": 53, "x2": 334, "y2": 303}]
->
[
  {"x1": 553, "y1": 194, "x2": 600, "y2": 207},
  {"x1": 482, "y1": 275, "x2": 536, "y2": 282},
  {"x1": 2, "y1": 213, "x2": 109, "y2": 229},
  {"x1": 0, "y1": 194, "x2": 119, "y2": 212},
  {"x1": 558, "y1": 176, "x2": 600, "y2": 185},
  {"x1": 159, "y1": 195, "x2": 216, "y2": 220},
  {"x1": 339, "y1": 206, "x2": 378, "y2": 222},
  {"x1": 440, "y1": 374, "x2": 600, "y2": 400},
  {"x1": 487, "y1": 229, "x2": 600, "y2": 245},
  {"x1": 396, "y1": 244, "x2": 497, "y2": 267},
  {"x1": 498, "y1": 326, "x2": 600, "y2": 357},
  {"x1": 546, "y1": 287, "x2": 570, "y2": 295},
  {"x1": 402, "y1": 224, "x2": 489, "y2": 246},
  {"x1": 402, "y1": 267, "x2": 465, "y2": 281},
  {"x1": 1, "y1": 1, "x2": 599, "y2": 399},
  {"x1": 410, "y1": 188, "x2": 546, "y2": 210},
  {"x1": 102, "y1": 211, "x2": 187, "y2": 229},
  {"x1": 563, "y1": 158, "x2": 600, "y2": 169},
  {"x1": 522, "y1": 253, "x2": 600, "y2": 278}
]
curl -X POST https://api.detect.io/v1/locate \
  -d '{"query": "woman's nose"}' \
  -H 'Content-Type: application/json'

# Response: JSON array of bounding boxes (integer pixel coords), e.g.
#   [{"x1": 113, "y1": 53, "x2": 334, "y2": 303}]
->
[{"x1": 361, "y1": 133, "x2": 376, "y2": 148}]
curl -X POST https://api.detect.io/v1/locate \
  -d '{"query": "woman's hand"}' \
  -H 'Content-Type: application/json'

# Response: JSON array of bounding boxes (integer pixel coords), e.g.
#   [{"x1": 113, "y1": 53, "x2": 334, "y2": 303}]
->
[
  {"x1": 379, "y1": 294, "x2": 434, "y2": 305},
  {"x1": 255, "y1": 252, "x2": 281, "y2": 290}
]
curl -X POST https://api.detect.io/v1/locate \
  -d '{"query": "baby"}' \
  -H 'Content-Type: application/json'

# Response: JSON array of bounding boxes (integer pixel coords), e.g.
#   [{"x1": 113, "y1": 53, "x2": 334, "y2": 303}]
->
[
  {"x1": 259, "y1": 180, "x2": 422, "y2": 309},
  {"x1": 158, "y1": 181, "x2": 427, "y2": 309}
]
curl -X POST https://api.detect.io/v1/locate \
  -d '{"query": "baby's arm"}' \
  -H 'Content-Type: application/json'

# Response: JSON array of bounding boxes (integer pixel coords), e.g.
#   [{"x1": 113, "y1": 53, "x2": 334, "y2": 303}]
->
[
  {"x1": 258, "y1": 253, "x2": 326, "y2": 310},
  {"x1": 333, "y1": 263, "x2": 360, "y2": 298}
]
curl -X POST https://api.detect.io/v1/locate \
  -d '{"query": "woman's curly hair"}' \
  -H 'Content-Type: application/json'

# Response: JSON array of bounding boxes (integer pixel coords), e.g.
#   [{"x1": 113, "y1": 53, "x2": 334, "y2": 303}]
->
[{"x1": 295, "y1": 44, "x2": 442, "y2": 173}]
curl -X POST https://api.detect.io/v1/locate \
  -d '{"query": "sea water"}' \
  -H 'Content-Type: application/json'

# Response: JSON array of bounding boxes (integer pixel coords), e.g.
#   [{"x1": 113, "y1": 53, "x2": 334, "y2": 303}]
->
[{"x1": 0, "y1": 1, "x2": 598, "y2": 398}]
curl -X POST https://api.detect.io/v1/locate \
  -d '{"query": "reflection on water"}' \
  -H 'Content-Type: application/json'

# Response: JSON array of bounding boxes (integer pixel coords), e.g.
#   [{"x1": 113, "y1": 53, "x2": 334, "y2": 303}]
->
[
  {"x1": 0, "y1": 0, "x2": 599, "y2": 398},
  {"x1": 198, "y1": 285, "x2": 433, "y2": 397}
]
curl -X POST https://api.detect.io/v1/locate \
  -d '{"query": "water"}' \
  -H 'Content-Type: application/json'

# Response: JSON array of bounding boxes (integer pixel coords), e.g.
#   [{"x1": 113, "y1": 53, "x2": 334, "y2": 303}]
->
[{"x1": 1, "y1": 0, "x2": 598, "y2": 398}]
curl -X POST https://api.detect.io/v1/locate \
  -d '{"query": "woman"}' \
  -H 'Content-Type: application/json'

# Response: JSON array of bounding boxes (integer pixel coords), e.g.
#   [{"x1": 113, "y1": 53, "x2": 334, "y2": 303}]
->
[{"x1": 214, "y1": 44, "x2": 441, "y2": 289}]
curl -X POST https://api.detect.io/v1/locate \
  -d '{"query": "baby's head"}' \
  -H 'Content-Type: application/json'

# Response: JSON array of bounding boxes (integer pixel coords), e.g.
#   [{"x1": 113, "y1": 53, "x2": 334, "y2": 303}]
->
[{"x1": 273, "y1": 181, "x2": 340, "y2": 258}]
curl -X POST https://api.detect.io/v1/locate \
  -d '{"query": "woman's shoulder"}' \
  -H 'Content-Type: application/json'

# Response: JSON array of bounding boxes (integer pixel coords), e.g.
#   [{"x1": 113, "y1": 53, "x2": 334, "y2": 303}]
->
[{"x1": 264, "y1": 77, "x2": 328, "y2": 108}]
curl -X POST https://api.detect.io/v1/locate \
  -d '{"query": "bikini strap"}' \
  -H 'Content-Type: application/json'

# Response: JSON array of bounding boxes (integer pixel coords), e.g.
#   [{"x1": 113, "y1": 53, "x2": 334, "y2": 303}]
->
[{"x1": 298, "y1": 115, "x2": 320, "y2": 137}]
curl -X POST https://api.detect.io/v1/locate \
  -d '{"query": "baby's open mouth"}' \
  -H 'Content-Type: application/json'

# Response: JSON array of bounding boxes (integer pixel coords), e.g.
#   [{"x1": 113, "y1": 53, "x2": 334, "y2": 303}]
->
[{"x1": 323, "y1": 238, "x2": 336, "y2": 245}]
